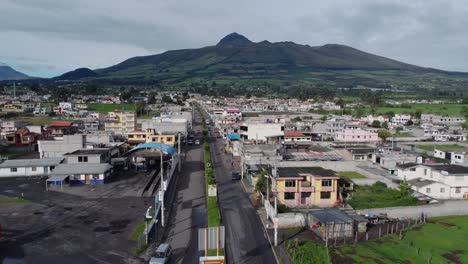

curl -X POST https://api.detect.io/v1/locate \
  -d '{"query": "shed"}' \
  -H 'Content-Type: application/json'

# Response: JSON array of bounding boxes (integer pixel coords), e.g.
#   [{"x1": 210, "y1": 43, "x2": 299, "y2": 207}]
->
[{"x1": 308, "y1": 209, "x2": 355, "y2": 240}]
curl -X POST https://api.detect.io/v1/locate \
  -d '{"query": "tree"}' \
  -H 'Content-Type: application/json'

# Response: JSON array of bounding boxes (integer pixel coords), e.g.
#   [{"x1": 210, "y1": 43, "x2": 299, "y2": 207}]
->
[
  {"x1": 162, "y1": 95, "x2": 173, "y2": 104},
  {"x1": 292, "y1": 116, "x2": 302, "y2": 122},
  {"x1": 378, "y1": 129, "x2": 392, "y2": 143},
  {"x1": 320, "y1": 115, "x2": 328, "y2": 122},
  {"x1": 255, "y1": 171, "x2": 268, "y2": 194},
  {"x1": 371, "y1": 120, "x2": 381, "y2": 128},
  {"x1": 136, "y1": 100, "x2": 146, "y2": 116},
  {"x1": 398, "y1": 177, "x2": 412, "y2": 197},
  {"x1": 381, "y1": 121, "x2": 389, "y2": 129},
  {"x1": 147, "y1": 92, "x2": 157, "y2": 104},
  {"x1": 405, "y1": 120, "x2": 414, "y2": 126},
  {"x1": 414, "y1": 109, "x2": 422, "y2": 119},
  {"x1": 354, "y1": 107, "x2": 365, "y2": 118}
]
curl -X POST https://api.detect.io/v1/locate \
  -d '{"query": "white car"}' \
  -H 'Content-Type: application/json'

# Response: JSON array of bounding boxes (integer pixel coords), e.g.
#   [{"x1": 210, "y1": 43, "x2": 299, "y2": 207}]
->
[{"x1": 195, "y1": 139, "x2": 200, "y2": 145}]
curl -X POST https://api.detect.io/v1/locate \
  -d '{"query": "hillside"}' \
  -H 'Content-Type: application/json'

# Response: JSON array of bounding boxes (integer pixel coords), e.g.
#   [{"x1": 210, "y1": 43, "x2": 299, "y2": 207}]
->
[
  {"x1": 0, "y1": 63, "x2": 29, "y2": 80},
  {"x1": 54, "y1": 67, "x2": 99, "y2": 81},
  {"x1": 60, "y1": 33, "x2": 468, "y2": 89}
]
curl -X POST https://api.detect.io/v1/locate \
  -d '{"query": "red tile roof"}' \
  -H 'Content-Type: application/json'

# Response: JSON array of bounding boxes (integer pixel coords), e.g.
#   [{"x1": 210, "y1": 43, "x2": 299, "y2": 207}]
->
[
  {"x1": 50, "y1": 121, "x2": 73, "y2": 127},
  {"x1": 284, "y1": 132, "x2": 305, "y2": 137}
]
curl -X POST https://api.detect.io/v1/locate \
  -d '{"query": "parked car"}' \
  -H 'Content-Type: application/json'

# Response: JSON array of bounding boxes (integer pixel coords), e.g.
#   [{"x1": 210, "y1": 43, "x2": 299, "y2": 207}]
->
[
  {"x1": 188, "y1": 139, "x2": 193, "y2": 145},
  {"x1": 195, "y1": 139, "x2": 200, "y2": 145},
  {"x1": 149, "y1": 244, "x2": 172, "y2": 264},
  {"x1": 231, "y1": 171, "x2": 241, "y2": 181}
]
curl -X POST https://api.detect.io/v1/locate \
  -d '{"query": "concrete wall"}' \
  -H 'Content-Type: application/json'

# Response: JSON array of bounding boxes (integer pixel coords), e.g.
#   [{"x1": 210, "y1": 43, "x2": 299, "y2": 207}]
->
[
  {"x1": 273, "y1": 213, "x2": 307, "y2": 228},
  {"x1": 38, "y1": 135, "x2": 85, "y2": 159},
  {"x1": 357, "y1": 200, "x2": 468, "y2": 219}
]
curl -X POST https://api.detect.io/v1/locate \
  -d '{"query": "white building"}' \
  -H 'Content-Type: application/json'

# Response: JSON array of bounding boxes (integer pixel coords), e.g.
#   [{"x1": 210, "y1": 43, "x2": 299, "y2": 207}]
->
[
  {"x1": 0, "y1": 158, "x2": 63, "y2": 178},
  {"x1": 59, "y1": 102, "x2": 73, "y2": 111},
  {"x1": 239, "y1": 122, "x2": 284, "y2": 142},
  {"x1": 398, "y1": 163, "x2": 468, "y2": 199},
  {"x1": 420, "y1": 114, "x2": 465, "y2": 125},
  {"x1": 434, "y1": 149, "x2": 467, "y2": 164},
  {"x1": 391, "y1": 114, "x2": 412, "y2": 125}
]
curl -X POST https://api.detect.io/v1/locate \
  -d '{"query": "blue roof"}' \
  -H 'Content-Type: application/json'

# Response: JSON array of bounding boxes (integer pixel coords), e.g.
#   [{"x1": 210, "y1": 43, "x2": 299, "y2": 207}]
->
[
  {"x1": 227, "y1": 133, "x2": 240, "y2": 140},
  {"x1": 125, "y1": 142, "x2": 176, "y2": 156}
]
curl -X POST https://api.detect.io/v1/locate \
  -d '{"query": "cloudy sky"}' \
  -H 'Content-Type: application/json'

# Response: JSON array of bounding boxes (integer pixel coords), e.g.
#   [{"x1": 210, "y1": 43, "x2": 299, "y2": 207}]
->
[{"x1": 1, "y1": 0, "x2": 467, "y2": 77}]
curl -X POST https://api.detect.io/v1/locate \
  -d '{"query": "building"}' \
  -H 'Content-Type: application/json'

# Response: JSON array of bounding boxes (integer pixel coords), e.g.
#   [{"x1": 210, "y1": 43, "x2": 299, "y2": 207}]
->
[
  {"x1": 47, "y1": 121, "x2": 78, "y2": 138},
  {"x1": 0, "y1": 158, "x2": 63, "y2": 178},
  {"x1": 50, "y1": 163, "x2": 113, "y2": 185},
  {"x1": 0, "y1": 120, "x2": 28, "y2": 134},
  {"x1": 104, "y1": 110, "x2": 137, "y2": 136},
  {"x1": 391, "y1": 114, "x2": 412, "y2": 125},
  {"x1": 127, "y1": 129, "x2": 178, "y2": 146},
  {"x1": 434, "y1": 149, "x2": 468, "y2": 164},
  {"x1": 397, "y1": 163, "x2": 468, "y2": 199},
  {"x1": 4, "y1": 127, "x2": 41, "y2": 147},
  {"x1": 239, "y1": 122, "x2": 284, "y2": 143},
  {"x1": 141, "y1": 118, "x2": 188, "y2": 138},
  {"x1": 270, "y1": 167, "x2": 340, "y2": 208},
  {"x1": 334, "y1": 129, "x2": 379, "y2": 144},
  {"x1": 63, "y1": 148, "x2": 115, "y2": 164},
  {"x1": 421, "y1": 114, "x2": 465, "y2": 125},
  {"x1": 432, "y1": 134, "x2": 466, "y2": 142},
  {"x1": 284, "y1": 132, "x2": 312, "y2": 143},
  {"x1": 308, "y1": 209, "x2": 367, "y2": 240}
]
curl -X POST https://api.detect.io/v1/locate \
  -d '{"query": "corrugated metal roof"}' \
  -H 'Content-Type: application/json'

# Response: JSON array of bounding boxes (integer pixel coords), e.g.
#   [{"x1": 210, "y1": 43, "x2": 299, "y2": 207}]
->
[
  {"x1": 0, "y1": 158, "x2": 63, "y2": 168},
  {"x1": 51, "y1": 163, "x2": 113, "y2": 175}
]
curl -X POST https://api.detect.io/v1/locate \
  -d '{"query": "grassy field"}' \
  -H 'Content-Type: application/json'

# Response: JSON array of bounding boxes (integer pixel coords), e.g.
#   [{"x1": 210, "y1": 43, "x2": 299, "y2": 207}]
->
[
  {"x1": 332, "y1": 215, "x2": 468, "y2": 264},
  {"x1": 348, "y1": 182, "x2": 418, "y2": 210},
  {"x1": 0, "y1": 196, "x2": 28, "y2": 203},
  {"x1": 417, "y1": 144, "x2": 465, "y2": 151},
  {"x1": 338, "y1": 171, "x2": 367, "y2": 179},
  {"x1": 207, "y1": 196, "x2": 221, "y2": 227},
  {"x1": 88, "y1": 103, "x2": 136, "y2": 113},
  {"x1": 286, "y1": 239, "x2": 330, "y2": 264},
  {"x1": 360, "y1": 103, "x2": 468, "y2": 117}
]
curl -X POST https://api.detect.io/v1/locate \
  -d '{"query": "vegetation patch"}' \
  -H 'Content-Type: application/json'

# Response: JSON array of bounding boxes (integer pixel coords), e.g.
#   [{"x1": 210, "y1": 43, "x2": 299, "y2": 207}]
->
[
  {"x1": 88, "y1": 103, "x2": 136, "y2": 113},
  {"x1": 347, "y1": 181, "x2": 417, "y2": 210},
  {"x1": 338, "y1": 171, "x2": 367, "y2": 179},
  {"x1": 0, "y1": 196, "x2": 28, "y2": 203},
  {"x1": 331, "y1": 215, "x2": 468, "y2": 264},
  {"x1": 286, "y1": 239, "x2": 330, "y2": 264},
  {"x1": 417, "y1": 144, "x2": 465, "y2": 151},
  {"x1": 207, "y1": 196, "x2": 221, "y2": 227},
  {"x1": 129, "y1": 220, "x2": 146, "y2": 241}
]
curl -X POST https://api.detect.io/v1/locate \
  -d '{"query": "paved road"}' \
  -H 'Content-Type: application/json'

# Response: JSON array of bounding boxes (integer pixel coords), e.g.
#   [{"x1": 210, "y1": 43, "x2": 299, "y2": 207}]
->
[
  {"x1": 202, "y1": 108, "x2": 277, "y2": 264},
  {"x1": 163, "y1": 114, "x2": 207, "y2": 264}
]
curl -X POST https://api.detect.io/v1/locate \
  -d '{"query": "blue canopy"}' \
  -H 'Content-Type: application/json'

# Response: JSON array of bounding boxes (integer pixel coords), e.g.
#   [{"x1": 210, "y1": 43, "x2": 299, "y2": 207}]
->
[
  {"x1": 124, "y1": 142, "x2": 176, "y2": 156},
  {"x1": 227, "y1": 133, "x2": 240, "y2": 140}
]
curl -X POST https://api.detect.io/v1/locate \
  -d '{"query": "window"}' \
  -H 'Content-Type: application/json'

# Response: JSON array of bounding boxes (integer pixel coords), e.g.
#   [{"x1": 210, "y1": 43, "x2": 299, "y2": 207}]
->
[
  {"x1": 78, "y1": 156, "x2": 88, "y2": 162},
  {"x1": 455, "y1": 187, "x2": 461, "y2": 193},
  {"x1": 440, "y1": 188, "x2": 445, "y2": 193},
  {"x1": 321, "y1": 180, "x2": 332, "y2": 187},
  {"x1": 424, "y1": 169, "x2": 427, "y2": 176},
  {"x1": 410, "y1": 168, "x2": 416, "y2": 171},
  {"x1": 31, "y1": 167, "x2": 37, "y2": 171},
  {"x1": 426, "y1": 188, "x2": 431, "y2": 193},
  {"x1": 320, "y1": 192, "x2": 331, "y2": 199},
  {"x1": 301, "y1": 192, "x2": 311, "y2": 198},
  {"x1": 285, "y1": 181, "x2": 296, "y2": 187},
  {"x1": 92, "y1": 174, "x2": 100, "y2": 180},
  {"x1": 284, "y1": 192, "x2": 295, "y2": 200},
  {"x1": 166, "y1": 137, "x2": 173, "y2": 142},
  {"x1": 10, "y1": 168, "x2": 17, "y2": 172}
]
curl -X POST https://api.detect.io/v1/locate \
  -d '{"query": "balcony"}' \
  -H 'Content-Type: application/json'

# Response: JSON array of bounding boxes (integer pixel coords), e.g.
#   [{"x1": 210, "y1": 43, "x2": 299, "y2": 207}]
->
[
  {"x1": 320, "y1": 186, "x2": 334, "y2": 192},
  {"x1": 300, "y1": 181, "x2": 314, "y2": 192}
]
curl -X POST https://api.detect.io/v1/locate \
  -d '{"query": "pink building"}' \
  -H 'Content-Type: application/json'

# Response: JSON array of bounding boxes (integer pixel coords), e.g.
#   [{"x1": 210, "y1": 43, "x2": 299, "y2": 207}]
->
[{"x1": 334, "y1": 129, "x2": 379, "y2": 143}]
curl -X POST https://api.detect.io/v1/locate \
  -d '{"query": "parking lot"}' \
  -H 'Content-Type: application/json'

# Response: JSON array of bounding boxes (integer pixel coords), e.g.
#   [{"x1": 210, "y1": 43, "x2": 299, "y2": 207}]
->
[{"x1": 0, "y1": 175, "x2": 151, "y2": 264}]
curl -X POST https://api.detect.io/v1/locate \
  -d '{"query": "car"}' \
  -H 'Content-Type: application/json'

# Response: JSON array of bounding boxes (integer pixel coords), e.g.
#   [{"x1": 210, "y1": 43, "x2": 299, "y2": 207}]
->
[
  {"x1": 149, "y1": 244, "x2": 172, "y2": 264},
  {"x1": 195, "y1": 139, "x2": 200, "y2": 145},
  {"x1": 187, "y1": 139, "x2": 193, "y2": 145},
  {"x1": 231, "y1": 171, "x2": 241, "y2": 181}
]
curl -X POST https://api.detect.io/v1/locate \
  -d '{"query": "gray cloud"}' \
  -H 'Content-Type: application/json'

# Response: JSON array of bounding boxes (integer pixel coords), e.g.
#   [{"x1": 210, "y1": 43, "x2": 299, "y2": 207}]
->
[{"x1": 1, "y1": 0, "x2": 467, "y2": 77}]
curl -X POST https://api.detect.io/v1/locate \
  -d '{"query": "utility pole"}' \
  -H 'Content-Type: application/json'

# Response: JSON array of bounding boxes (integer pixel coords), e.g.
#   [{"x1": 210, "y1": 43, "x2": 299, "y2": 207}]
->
[
  {"x1": 272, "y1": 165, "x2": 278, "y2": 246},
  {"x1": 160, "y1": 153, "x2": 165, "y2": 227},
  {"x1": 178, "y1": 132, "x2": 181, "y2": 172}
]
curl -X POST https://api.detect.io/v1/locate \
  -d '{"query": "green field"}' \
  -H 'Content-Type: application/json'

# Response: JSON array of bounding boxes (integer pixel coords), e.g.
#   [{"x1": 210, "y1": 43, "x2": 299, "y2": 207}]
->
[
  {"x1": 360, "y1": 103, "x2": 468, "y2": 117},
  {"x1": 348, "y1": 182, "x2": 418, "y2": 210},
  {"x1": 88, "y1": 103, "x2": 136, "y2": 113},
  {"x1": 287, "y1": 239, "x2": 330, "y2": 264},
  {"x1": 333, "y1": 215, "x2": 468, "y2": 264},
  {"x1": 338, "y1": 171, "x2": 367, "y2": 179},
  {"x1": 0, "y1": 196, "x2": 27, "y2": 203},
  {"x1": 417, "y1": 144, "x2": 466, "y2": 151}
]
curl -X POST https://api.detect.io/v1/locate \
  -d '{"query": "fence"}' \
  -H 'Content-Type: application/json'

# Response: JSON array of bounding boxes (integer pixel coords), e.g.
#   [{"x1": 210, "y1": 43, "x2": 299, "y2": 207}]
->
[{"x1": 357, "y1": 200, "x2": 468, "y2": 219}]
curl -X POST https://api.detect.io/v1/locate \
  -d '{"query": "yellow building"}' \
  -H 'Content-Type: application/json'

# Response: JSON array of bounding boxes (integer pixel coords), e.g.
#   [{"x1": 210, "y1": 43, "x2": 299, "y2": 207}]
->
[
  {"x1": 270, "y1": 167, "x2": 339, "y2": 208},
  {"x1": 127, "y1": 129, "x2": 177, "y2": 146},
  {"x1": 104, "y1": 110, "x2": 136, "y2": 136}
]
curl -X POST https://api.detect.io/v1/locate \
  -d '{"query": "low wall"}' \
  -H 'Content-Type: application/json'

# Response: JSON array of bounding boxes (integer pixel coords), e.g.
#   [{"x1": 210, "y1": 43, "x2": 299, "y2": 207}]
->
[
  {"x1": 273, "y1": 213, "x2": 307, "y2": 229},
  {"x1": 357, "y1": 200, "x2": 468, "y2": 219}
]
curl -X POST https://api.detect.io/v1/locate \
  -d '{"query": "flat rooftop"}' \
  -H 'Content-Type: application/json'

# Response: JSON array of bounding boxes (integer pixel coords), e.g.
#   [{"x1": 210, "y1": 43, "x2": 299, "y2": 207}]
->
[
  {"x1": 277, "y1": 167, "x2": 337, "y2": 178},
  {"x1": 64, "y1": 148, "x2": 111, "y2": 155}
]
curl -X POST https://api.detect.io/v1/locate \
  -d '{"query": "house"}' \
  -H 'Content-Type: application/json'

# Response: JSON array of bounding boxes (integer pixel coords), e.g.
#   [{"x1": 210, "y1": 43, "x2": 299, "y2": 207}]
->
[
  {"x1": 391, "y1": 114, "x2": 412, "y2": 125},
  {"x1": 127, "y1": 129, "x2": 178, "y2": 146},
  {"x1": 63, "y1": 148, "x2": 114, "y2": 164},
  {"x1": 47, "y1": 121, "x2": 78, "y2": 138},
  {"x1": 421, "y1": 114, "x2": 465, "y2": 125},
  {"x1": 0, "y1": 158, "x2": 63, "y2": 178},
  {"x1": 397, "y1": 163, "x2": 468, "y2": 199},
  {"x1": 104, "y1": 110, "x2": 137, "y2": 136},
  {"x1": 308, "y1": 209, "x2": 367, "y2": 240},
  {"x1": 347, "y1": 147, "x2": 375, "y2": 161},
  {"x1": 334, "y1": 129, "x2": 379, "y2": 144},
  {"x1": 4, "y1": 127, "x2": 41, "y2": 147},
  {"x1": 141, "y1": 117, "x2": 188, "y2": 138},
  {"x1": 50, "y1": 163, "x2": 113, "y2": 185},
  {"x1": 284, "y1": 132, "x2": 312, "y2": 143},
  {"x1": 0, "y1": 120, "x2": 28, "y2": 134},
  {"x1": 432, "y1": 134, "x2": 466, "y2": 142},
  {"x1": 434, "y1": 149, "x2": 468, "y2": 164},
  {"x1": 270, "y1": 167, "x2": 340, "y2": 208}
]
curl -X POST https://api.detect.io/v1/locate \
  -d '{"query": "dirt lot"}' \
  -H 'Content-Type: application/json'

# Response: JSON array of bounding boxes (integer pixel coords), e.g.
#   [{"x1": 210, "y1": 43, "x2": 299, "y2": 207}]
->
[{"x1": 0, "y1": 175, "x2": 152, "y2": 264}]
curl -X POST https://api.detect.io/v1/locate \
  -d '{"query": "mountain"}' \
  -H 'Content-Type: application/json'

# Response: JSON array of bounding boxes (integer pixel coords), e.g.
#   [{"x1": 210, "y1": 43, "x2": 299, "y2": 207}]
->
[
  {"x1": 80, "y1": 33, "x2": 466, "y2": 89},
  {"x1": 0, "y1": 62, "x2": 29, "y2": 80},
  {"x1": 54, "y1": 67, "x2": 99, "y2": 80}
]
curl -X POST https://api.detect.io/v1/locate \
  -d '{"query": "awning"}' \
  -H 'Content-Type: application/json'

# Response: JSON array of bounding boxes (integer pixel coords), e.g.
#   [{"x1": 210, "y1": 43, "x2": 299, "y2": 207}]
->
[
  {"x1": 227, "y1": 133, "x2": 240, "y2": 140},
  {"x1": 46, "y1": 175, "x2": 69, "y2": 183}
]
